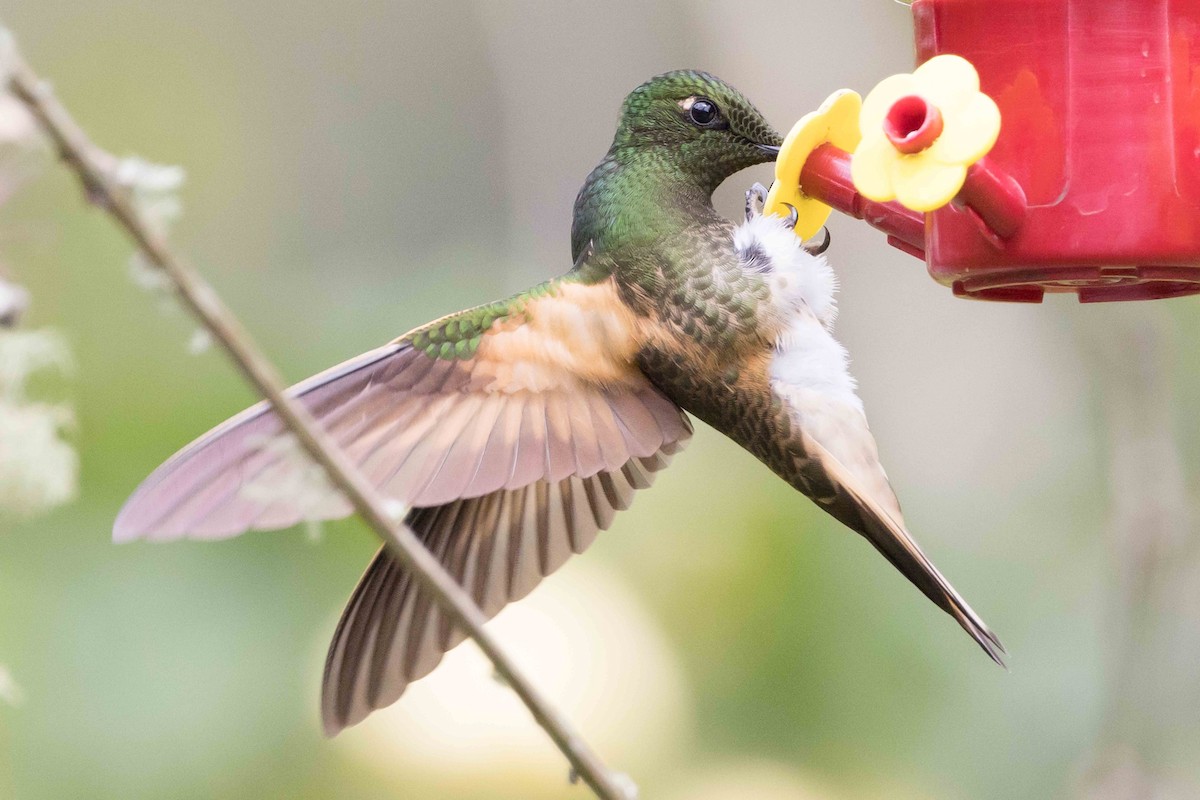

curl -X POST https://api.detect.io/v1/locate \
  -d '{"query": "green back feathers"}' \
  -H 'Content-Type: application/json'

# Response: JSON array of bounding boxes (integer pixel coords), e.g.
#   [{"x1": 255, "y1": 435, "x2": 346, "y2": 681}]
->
[{"x1": 404, "y1": 279, "x2": 575, "y2": 361}]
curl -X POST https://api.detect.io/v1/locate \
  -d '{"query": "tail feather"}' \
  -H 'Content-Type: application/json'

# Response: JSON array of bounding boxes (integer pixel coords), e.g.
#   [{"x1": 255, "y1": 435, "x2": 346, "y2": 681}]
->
[
  {"x1": 801, "y1": 430, "x2": 1006, "y2": 666},
  {"x1": 859, "y1": 511, "x2": 1006, "y2": 665}
]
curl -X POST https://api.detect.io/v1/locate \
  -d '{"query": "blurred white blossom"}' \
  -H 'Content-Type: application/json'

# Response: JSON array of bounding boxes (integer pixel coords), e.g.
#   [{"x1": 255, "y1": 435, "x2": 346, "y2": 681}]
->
[
  {"x1": 239, "y1": 432, "x2": 344, "y2": 538},
  {"x1": 127, "y1": 251, "x2": 171, "y2": 294},
  {"x1": 186, "y1": 327, "x2": 212, "y2": 356},
  {"x1": 0, "y1": 274, "x2": 28, "y2": 326},
  {"x1": 0, "y1": 72, "x2": 46, "y2": 205},
  {"x1": 0, "y1": 664, "x2": 22, "y2": 707},
  {"x1": 612, "y1": 773, "x2": 639, "y2": 800},
  {"x1": 87, "y1": 150, "x2": 185, "y2": 239},
  {"x1": 0, "y1": 399, "x2": 76, "y2": 514},
  {"x1": 0, "y1": 92, "x2": 35, "y2": 146},
  {"x1": 0, "y1": 327, "x2": 70, "y2": 402},
  {"x1": 0, "y1": 25, "x2": 46, "y2": 173},
  {"x1": 127, "y1": 251, "x2": 178, "y2": 318},
  {"x1": 382, "y1": 497, "x2": 407, "y2": 523},
  {"x1": 0, "y1": 31, "x2": 74, "y2": 518},
  {"x1": 0, "y1": 328, "x2": 77, "y2": 516},
  {"x1": 109, "y1": 156, "x2": 188, "y2": 328}
]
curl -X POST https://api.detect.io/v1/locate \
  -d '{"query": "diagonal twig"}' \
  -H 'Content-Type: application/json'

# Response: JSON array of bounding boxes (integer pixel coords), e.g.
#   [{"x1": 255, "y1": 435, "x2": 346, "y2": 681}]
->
[{"x1": 3, "y1": 33, "x2": 629, "y2": 800}]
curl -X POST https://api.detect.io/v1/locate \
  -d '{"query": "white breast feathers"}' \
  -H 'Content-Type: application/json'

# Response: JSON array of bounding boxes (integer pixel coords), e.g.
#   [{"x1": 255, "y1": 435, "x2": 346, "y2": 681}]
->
[
  {"x1": 732, "y1": 213, "x2": 862, "y2": 414},
  {"x1": 732, "y1": 212, "x2": 838, "y2": 329}
]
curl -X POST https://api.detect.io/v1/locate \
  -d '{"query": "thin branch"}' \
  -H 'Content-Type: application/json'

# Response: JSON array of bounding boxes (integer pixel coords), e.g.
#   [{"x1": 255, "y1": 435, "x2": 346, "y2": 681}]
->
[{"x1": 3, "y1": 37, "x2": 629, "y2": 800}]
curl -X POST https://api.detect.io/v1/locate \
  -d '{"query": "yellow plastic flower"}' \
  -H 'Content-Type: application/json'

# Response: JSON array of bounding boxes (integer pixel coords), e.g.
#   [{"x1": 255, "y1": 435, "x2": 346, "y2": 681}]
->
[
  {"x1": 850, "y1": 54, "x2": 1001, "y2": 212},
  {"x1": 764, "y1": 89, "x2": 862, "y2": 240}
]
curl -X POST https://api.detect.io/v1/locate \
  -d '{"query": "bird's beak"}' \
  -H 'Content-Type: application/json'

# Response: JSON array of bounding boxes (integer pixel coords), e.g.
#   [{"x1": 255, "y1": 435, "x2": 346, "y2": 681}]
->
[{"x1": 756, "y1": 144, "x2": 780, "y2": 158}]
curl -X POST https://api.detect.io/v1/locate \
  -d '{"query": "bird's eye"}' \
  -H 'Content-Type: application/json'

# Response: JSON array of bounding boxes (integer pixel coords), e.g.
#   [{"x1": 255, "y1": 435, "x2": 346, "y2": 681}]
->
[{"x1": 689, "y1": 98, "x2": 719, "y2": 126}]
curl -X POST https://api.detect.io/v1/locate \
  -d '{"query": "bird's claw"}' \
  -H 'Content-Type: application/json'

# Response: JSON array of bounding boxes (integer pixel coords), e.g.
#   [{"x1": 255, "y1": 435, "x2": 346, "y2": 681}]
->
[
  {"x1": 744, "y1": 182, "x2": 768, "y2": 221},
  {"x1": 780, "y1": 202, "x2": 799, "y2": 231},
  {"x1": 803, "y1": 226, "x2": 832, "y2": 256},
  {"x1": 746, "y1": 190, "x2": 830, "y2": 253}
]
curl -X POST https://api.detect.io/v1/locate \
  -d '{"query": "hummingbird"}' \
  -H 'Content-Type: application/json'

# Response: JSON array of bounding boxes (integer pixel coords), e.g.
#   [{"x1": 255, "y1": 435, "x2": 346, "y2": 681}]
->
[{"x1": 115, "y1": 70, "x2": 1004, "y2": 735}]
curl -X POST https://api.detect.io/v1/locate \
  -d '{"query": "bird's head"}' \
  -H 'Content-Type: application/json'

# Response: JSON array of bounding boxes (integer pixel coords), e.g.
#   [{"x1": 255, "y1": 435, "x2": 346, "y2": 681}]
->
[{"x1": 611, "y1": 70, "x2": 782, "y2": 190}]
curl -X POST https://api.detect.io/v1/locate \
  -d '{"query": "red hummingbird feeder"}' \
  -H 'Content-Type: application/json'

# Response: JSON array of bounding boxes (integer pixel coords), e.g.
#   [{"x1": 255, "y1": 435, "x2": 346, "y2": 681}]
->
[{"x1": 767, "y1": 0, "x2": 1200, "y2": 303}]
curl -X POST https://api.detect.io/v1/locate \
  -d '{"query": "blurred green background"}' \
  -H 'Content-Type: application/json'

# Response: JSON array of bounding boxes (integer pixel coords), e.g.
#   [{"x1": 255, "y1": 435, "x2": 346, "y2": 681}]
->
[{"x1": 4, "y1": 2, "x2": 1200, "y2": 798}]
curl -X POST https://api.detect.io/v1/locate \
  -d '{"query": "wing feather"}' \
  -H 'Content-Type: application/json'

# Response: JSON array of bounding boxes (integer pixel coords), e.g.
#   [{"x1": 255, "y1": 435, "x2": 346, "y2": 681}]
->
[
  {"x1": 320, "y1": 435, "x2": 688, "y2": 735},
  {"x1": 605, "y1": 390, "x2": 666, "y2": 457},
  {"x1": 116, "y1": 277, "x2": 681, "y2": 542},
  {"x1": 584, "y1": 392, "x2": 630, "y2": 473},
  {"x1": 513, "y1": 391, "x2": 549, "y2": 489},
  {"x1": 443, "y1": 395, "x2": 508, "y2": 502},
  {"x1": 477, "y1": 395, "x2": 526, "y2": 496}
]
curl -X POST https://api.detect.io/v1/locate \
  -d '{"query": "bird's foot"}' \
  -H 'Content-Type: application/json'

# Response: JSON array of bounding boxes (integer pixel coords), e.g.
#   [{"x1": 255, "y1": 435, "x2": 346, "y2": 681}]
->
[{"x1": 744, "y1": 182, "x2": 768, "y2": 221}]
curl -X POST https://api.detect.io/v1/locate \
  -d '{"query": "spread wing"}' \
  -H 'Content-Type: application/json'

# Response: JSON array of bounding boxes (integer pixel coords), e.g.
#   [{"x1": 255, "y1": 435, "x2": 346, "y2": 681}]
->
[
  {"x1": 114, "y1": 273, "x2": 694, "y2": 732},
  {"x1": 321, "y1": 441, "x2": 683, "y2": 734},
  {"x1": 114, "y1": 275, "x2": 690, "y2": 542}
]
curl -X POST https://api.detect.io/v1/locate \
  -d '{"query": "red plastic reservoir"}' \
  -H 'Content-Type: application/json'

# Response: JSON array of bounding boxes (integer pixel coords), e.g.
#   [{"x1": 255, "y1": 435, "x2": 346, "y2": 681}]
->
[{"x1": 912, "y1": 0, "x2": 1200, "y2": 302}]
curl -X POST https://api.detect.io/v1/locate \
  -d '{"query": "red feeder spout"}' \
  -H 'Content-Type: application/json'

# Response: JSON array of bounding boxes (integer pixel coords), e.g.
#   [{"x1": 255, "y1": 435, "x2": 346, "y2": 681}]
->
[
  {"x1": 879, "y1": 91, "x2": 1028, "y2": 243},
  {"x1": 782, "y1": 83, "x2": 1028, "y2": 267},
  {"x1": 798, "y1": 144, "x2": 927, "y2": 259},
  {"x1": 884, "y1": 95, "x2": 945, "y2": 154},
  {"x1": 795, "y1": 143, "x2": 1028, "y2": 262},
  {"x1": 955, "y1": 158, "x2": 1028, "y2": 243}
]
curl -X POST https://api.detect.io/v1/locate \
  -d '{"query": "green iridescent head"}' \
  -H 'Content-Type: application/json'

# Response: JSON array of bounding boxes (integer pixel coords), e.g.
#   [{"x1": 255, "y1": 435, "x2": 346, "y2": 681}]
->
[
  {"x1": 611, "y1": 70, "x2": 782, "y2": 189},
  {"x1": 570, "y1": 71, "x2": 785, "y2": 259}
]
